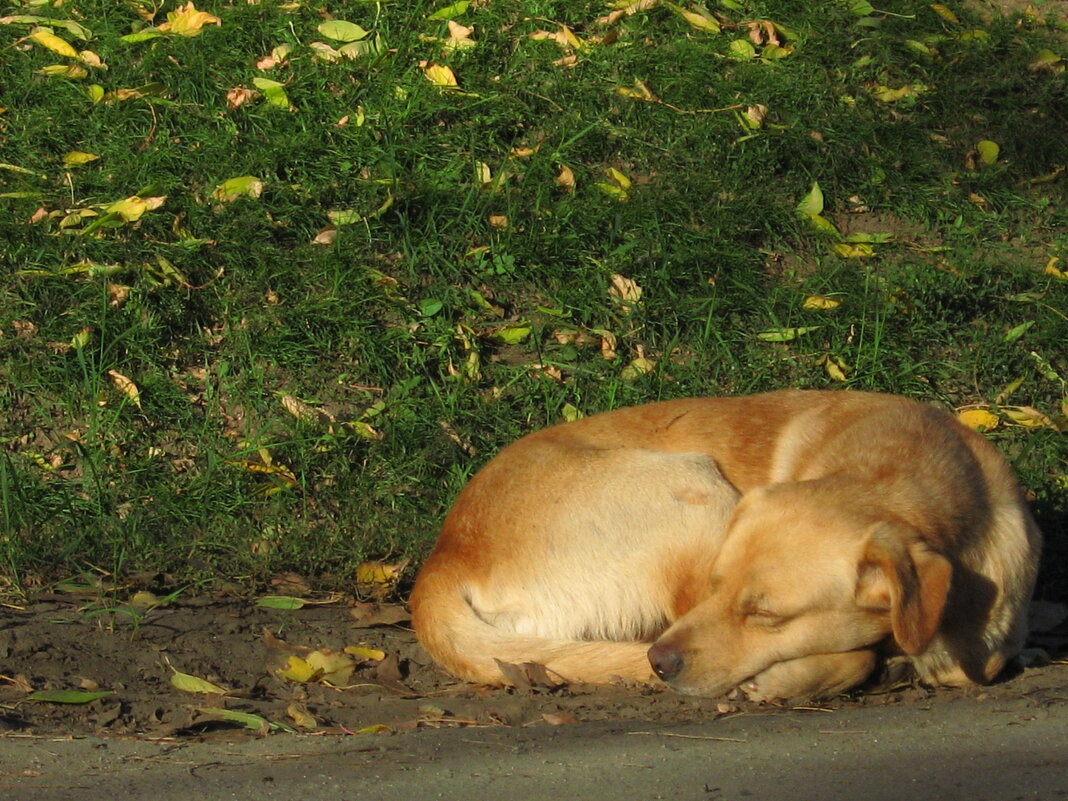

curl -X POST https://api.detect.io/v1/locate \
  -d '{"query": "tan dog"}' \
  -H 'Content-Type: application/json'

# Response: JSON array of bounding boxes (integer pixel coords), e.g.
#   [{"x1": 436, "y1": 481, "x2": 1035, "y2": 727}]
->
[{"x1": 410, "y1": 390, "x2": 1042, "y2": 699}]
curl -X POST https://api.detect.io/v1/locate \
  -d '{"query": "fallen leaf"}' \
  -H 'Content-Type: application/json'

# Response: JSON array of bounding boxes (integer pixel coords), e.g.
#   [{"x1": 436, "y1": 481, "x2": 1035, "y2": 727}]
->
[
  {"x1": 796, "y1": 181, "x2": 824, "y2": 216},
  {"x1": 38, "y1": 64, "x2": 88, "y2": 79},
  {"x1": 608, "y1": 273, "x2": 643, "y2": 310},
  {"x1": 803, "y1": 295, "x2": 841, "y2": 310},
  {"x1": 212, "y1": 175, "x2": 264, "y2": 202},
  {"x1": 929, "y1": 3, "x2": 959, "y2": 22},
  {"x1": 252, "y1": 78, "x2": 292, "y2": 109},
  {"x1": 957, "y1": 408, "x2": 999, "y2": 431},
  {"x1": 201, "y1": 708, "x2": 296, "y2": 733},
  {"x1": 1028, "y1": 49, "x2": 1064, "y2": 73},
  {"x1": 344, "y1": 645, "x2": 387, "y2": 662},
  {"x1": 1003, "y1": 320, "x2": 1035, "y2": 343},
  {"x1": 488, "y1": 213, "x2": 509, "y2": 229},
  {"x1": 977, "y1": 140, "x2": 999, "y2": 165},
  {"x1": 556, "y1": 164, "x2": 576, "y2": 192},
  {"x1": 170, "y1": 668, "x2": 227, "y2": 694},
  {"x1": 106, "y1": 195, "x2": 166, "y2": 223},
  {"x1": 1002, "y1": 406, "x2": 1058, "y2": 430},
  {"x1": 28, "y1": 690, "x2": 113, "y2": 704},
  {"x1": 832, "y1": 243, "x2": 875, "y2": 258},
  {"x1": 30, "y1": 27, "x2": 79, "y2": 58},
  {"x1": 287, "y1": 703, "x2": 317, "y2": 730},
  {"x1": 429, "y1": 1, "x2": 471, "y2": 20},
  {"x1": 1044, "y1": 256, "x2": 1066, "y2": 280},
  {"x1": 667, "y1": 2, "x2": 721, "y2": 33},
  {"x1": 62, "y1": 151, "x2": 99, "y2": 167},
  {"x1": 350, "y1": 602, "x2": 412, "y2": 627},
  {"x1": 305, "y1": 648, "x2": 355, "y2": 686},
  {"x1": 157, "y1": 2, "x2": 221, "y2": 36},
  {"x1": 106, "y1": 370, "x2": 142, "y2": 410},
  {"x1": 420, "y1": 60, "x2": 459, "y2": 89},
  {"x1": 256, "y1": 595, "x2": 307, "y2": 609},
  {"x1": 356, "y1": 560, "x2": 409, "y2": 598},
  {"x1": 443, "y1": 19, "x2": 476, "y2": 51},
  {"x1": 756, "y1": 326, "x2": 820, "y2": 342},
  {"x1": 620, "y1": 356, "x2": 656, "y2": 380}
]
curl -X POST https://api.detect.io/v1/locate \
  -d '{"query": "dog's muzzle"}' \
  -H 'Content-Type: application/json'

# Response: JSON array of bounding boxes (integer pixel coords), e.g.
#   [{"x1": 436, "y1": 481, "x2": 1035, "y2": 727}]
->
[{"x1": 647, "y1": 642, "x2": 684, "y2": 682}]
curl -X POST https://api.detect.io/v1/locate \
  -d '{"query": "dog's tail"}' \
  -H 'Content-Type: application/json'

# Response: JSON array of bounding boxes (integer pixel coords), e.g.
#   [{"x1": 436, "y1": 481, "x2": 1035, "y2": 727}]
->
[{"x1": 409, "y1": 564, "x2": 656, "y2": 686}]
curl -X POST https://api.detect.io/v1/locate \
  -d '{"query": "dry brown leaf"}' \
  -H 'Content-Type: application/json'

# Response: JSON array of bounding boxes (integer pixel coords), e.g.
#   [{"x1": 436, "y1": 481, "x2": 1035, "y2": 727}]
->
[
  {"x1": 106, "y1": 370, "x2": 142, "y2": 410},
  {"x1": 556, "y1": 164, "x2": 576, "y2": 192},
  {"x1": 608, "y1": 273, "x2": 643, "y2": 310}
]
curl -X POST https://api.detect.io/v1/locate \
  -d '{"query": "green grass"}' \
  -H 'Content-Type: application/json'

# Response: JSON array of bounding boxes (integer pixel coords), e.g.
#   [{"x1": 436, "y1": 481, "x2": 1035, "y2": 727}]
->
[{"x1": 0, "y1": 0, "x2": 1065, "y2": 598}]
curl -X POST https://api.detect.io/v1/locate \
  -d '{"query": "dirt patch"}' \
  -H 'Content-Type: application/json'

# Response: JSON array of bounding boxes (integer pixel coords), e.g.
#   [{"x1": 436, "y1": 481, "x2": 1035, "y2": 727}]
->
[{"x1": 2, "y1": 592, "x2": 1066, "y2": 739}]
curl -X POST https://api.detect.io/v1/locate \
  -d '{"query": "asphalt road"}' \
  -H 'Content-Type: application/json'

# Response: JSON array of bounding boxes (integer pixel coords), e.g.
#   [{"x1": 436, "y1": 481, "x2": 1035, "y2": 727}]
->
[{"x1": 4, "y1": 690, "x2": 1066, "y2": 801}]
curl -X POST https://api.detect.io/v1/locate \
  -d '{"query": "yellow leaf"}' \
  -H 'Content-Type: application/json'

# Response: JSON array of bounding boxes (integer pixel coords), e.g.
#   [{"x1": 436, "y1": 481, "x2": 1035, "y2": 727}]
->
[
  {"x1": 606, "y1": 167, "x2": 632, "y2": 189},
  {"x1": 30, "y1": 28, "x2": 79, "y2": 58},
  {"x1": 106, "y1": 370, "x2": 142, "y2": 410},
  {"x1": 833, "y1": 243, "x2": 875, "y2": 258},
  {"x1": 444, "y1": 20, "x2": 476, "y2": 51},
  {"x1": 252, "y1": 78, "x2": 292, "y2": 109},
  {"x1": 1002, "y1": 406, "x2": 1057, "y2": 429},
  {"x1": 556, "y1": 164, "x2": 576, "y2": 192},
  {"x1": 824, "y1": 356, "x2": 848, "y2": 382},
  {"x1": 620, "y1": 357, "x2": 656, "y2": 381},
  {"x1": 305, "y1": 649, "x2": 355, "y2": 686},
  {"x1": 616, "y1": 80, "x2": 658, "y2": 102},
  {"x1": 795, "y1": 181, "x2": 824, "y2": 216},
  {"x1": 1044, "y1": 256, "x2": 1066, "y2": 280},
  {"x1": 977, "y1": 140, "x2": 999, "y2": 165},
  {"x1": 157, "y1": 2, "x2": 221, "y2": 36},
  {"x1": 356, "y1": 560, "x2": 409, "y2": 597},
  {"x1": 276, "y1": 654, "x2": 321, "y2": 683},
  {"x1": 37, "y1": 64, "x2": 88, "y2": 79},
  {"x1": 561, "y1": 403, "x2": 585, "y2": 422},
  {"x1": 996, "y1": 377, "x2": 1025, "y2": 404},
  {"x1": 420, "y1": 60, "x2": 458, "y2": 88},
  {"x1": 287, "y1": 703, "x2": 318, "y2": 730},
  {"x1": 957, "y1": 408, "x2": 999, "y2": 431},
  {"x1": 352, "y1": 723, "x2": 392, "y2": 735},
  {"x1": 212, "y1": 175, "x2": 265, "y2": 202},
  {"x1": 71, "y1": 328, "x2": 91, "y2": 349},
  {"x1": 756, "y1": 326, "x2": 820, "y2": 342},
  {"x1": 62, "y1": 151, "x2": 99, "y2": 167},
  {"x1": 930, "y1": 3, "x2": 959, "y2": 22},
  {"x1": 309, "y1": 41, "x2": 343, "y2": 62},
  {"x1": 344, "y1": 646, "x2": 387, "y2": 662},
  {"x1": 1028, "y1": 49, "x2": 1064, "y2": 73},
  {"x1": 78, "y1": 50, "x2": 104, "y2": 68},
  {"x1": 106, "y1": 195, "x2": 165, "y2": 222},
  {"x1": 170, "y1": 668, "x2": 227, "y2": 694},
  {"x1": 488, "y1": 213, "x2": 509, "y2": 229},
  {"x1": 803, "y1": 295, "x2": 841, "y2": 310},
  {"x1": 669, "y1": 3, "x2": 721, "y2": 33}
]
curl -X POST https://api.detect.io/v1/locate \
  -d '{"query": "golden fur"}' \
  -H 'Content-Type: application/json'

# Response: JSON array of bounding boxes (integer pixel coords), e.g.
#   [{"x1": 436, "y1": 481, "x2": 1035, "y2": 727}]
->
[{"x1": 410, "y1": 390, "x2": 1042, "y2": 699}]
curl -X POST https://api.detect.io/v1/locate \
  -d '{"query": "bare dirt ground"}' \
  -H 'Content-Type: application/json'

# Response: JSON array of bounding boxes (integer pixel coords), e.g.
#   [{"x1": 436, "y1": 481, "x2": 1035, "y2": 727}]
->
[
  {"x1": 1, "y1": 591, "x2": 1068, "y2": 800},
  {"x1": 2, "y1": 590, "x2": 1066, "y2": 737}
]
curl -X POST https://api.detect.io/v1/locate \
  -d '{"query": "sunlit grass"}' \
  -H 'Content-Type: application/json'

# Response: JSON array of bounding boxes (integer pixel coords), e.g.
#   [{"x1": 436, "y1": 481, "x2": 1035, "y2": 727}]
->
[{"x1": 0, "y1": 0, "x2": 1065, "y2": 594}]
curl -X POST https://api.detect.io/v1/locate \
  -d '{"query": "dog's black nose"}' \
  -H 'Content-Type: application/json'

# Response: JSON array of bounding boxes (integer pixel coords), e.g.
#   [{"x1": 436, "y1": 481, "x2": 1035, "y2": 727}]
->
[{"x1": 648, "y1": 643, "x2": 684, "y2": 682}]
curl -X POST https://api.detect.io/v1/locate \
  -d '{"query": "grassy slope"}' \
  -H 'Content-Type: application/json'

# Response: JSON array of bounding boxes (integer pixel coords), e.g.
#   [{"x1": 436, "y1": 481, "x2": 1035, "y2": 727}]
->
[{"x1": 0, "y1": 0, "x2": 1065, "y2": 596}]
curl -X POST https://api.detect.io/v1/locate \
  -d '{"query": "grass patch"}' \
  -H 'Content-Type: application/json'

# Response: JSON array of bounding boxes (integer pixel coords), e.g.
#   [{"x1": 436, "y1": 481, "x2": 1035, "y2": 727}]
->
[{"x1": 0, "y1": 0, "x2": 1065, "y2": 597}]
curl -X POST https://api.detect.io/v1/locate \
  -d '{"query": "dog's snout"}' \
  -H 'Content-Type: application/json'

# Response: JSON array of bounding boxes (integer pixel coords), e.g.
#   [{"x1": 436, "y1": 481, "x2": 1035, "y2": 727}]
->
[{"x1": 648, "y1": 642, "x2": 684, "y2": 682}]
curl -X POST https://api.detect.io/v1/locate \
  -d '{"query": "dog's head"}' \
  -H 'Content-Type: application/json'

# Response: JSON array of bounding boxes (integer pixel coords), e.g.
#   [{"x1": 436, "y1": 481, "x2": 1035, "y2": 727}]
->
[{"x1": 648, "y1": 482, "x2": 952, "y2": 698}]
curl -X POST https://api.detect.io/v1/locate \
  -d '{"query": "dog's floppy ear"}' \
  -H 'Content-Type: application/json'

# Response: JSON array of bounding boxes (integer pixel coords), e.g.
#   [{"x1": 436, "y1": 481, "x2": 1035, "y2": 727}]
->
[{"x1": 855, "y1": 523, "x2": 952, "y2": 655}]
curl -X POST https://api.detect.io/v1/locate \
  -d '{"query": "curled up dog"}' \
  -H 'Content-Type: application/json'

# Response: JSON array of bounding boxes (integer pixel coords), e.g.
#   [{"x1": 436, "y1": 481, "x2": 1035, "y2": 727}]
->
[{"x1": 410, "y1": 390, "x2": 1042, "y2": 700}]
